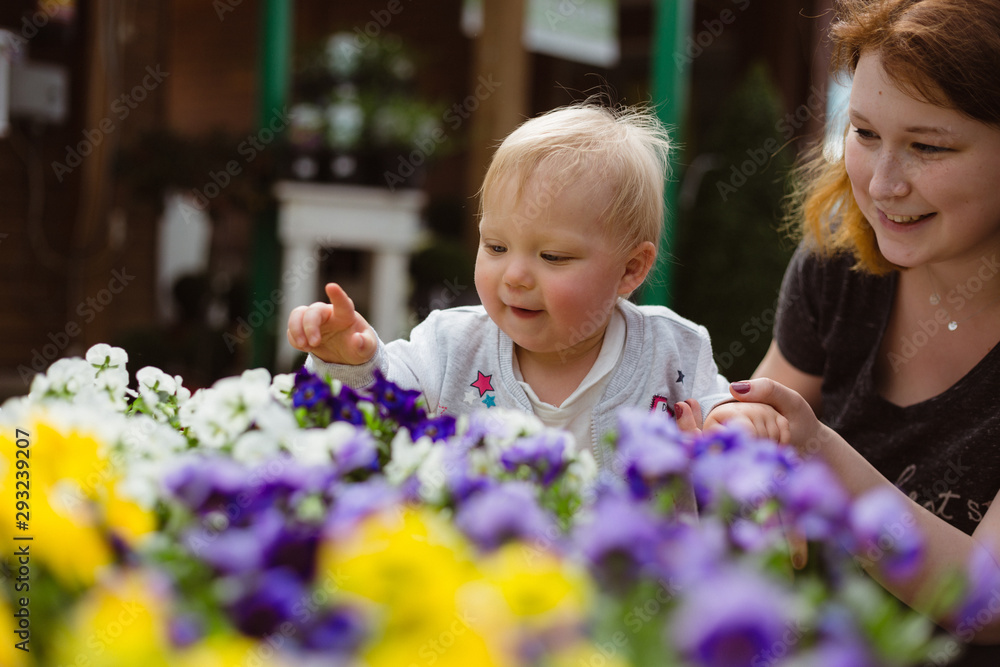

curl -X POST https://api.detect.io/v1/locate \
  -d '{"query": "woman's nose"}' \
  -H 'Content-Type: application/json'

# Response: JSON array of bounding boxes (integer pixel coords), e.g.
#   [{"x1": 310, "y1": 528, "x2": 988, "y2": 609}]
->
[{"x1": 868, "y1": 150, "x2": 912, "y2": 201}]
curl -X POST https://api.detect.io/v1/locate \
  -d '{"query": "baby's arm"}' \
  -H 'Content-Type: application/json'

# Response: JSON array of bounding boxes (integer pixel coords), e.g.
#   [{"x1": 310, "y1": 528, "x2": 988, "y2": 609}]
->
[{"x1": 286, "y1": 283, "x2": 378, "y2": 365}]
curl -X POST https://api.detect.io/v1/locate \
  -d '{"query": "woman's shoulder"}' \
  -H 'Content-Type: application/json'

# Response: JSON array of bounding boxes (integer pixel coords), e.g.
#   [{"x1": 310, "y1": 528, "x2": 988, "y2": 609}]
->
[{"x1": 785, "y1": 243, "x2": 893, "y2": 302}]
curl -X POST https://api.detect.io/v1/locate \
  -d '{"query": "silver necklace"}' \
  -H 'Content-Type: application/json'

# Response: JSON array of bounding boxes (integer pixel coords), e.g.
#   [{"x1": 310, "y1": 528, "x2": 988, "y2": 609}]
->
[{"x1": 926, "y1": 266, "x2": 1000, "y2": 331}]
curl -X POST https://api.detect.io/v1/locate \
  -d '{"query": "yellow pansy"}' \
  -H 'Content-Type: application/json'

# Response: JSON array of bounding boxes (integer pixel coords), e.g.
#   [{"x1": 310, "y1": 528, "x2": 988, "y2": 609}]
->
[
  {"x1": 0, "y1": 413, "x2": 155, "y2": 588},
  {"x1": 53, "y1": 569, "x2": 173, "y2": 667},
  {"x1": 479, "y1": 542, "x2": 592, "y2": 623},
  {"x1": 177, "y1": 634, "x2": 290, "y2": 667},
  {"x1": 318, "y1": 507, "x2": 509, "y2": 667},
  {"x1": 546, "y1": 640, "x2": 634, "y2": 667}
]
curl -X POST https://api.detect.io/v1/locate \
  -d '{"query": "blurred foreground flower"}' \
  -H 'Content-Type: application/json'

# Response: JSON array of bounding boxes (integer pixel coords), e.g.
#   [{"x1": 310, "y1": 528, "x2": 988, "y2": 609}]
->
[{"x1": 0, "y1": 346, "x2": 977, "y2": 665}]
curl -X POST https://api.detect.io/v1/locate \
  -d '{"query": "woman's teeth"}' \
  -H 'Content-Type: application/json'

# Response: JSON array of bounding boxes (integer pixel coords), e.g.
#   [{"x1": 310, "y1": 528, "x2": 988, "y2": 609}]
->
[{"x1": 885, "y1": 213, "x2": 930, "y2": 223}]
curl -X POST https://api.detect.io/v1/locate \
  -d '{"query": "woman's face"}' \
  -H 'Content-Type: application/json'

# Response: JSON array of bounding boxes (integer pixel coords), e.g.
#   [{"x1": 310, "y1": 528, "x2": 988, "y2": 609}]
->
[{"x1": 844, "y1": 51, "x2": 1000, "y2": 270}]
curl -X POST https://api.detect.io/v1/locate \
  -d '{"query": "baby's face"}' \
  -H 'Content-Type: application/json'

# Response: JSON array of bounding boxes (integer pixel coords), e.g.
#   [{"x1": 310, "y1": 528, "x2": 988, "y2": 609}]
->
[{"x1": 474, "y1": 172, "x2": 632, "y2": 362}]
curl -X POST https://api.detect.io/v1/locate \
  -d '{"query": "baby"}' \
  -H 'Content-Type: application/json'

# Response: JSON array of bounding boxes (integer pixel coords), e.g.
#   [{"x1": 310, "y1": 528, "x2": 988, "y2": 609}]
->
[{"x1": 286, "y1": 103, "x2": 733, "y2": 469}]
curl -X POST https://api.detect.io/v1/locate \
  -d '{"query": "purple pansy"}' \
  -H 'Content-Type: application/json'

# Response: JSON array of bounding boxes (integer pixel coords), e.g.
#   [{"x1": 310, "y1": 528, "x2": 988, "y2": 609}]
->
[
  {"x1": 652, "y1": 517, "x2": 727, "y2": 587},
  {"x1": 263, "y1": 521, "x2": 322, "y2": 579},
  {"x1": 330, "y1": 428, "x2": 380, "y2": 477},
  {"x1": 184, "y1": 507, "x2": 285, "y2": 574},
  {"x1": 614, "y1": 409, "x2": 691, "y2": 499},
  {"x1": 670, "y1": 565, "x2": 796, "y2": 667},
  {"x1": 371, "y1": 369, "x2": 424, "y2": 425},
  {"x1": 165, "y1": 457, "x2": 250, "y2": 515},
  {"x1": 455, "y1": 482, "x2": 556, "y2": 551},
  {"x1": 689, "y1": 429, "x2": 794, "y2": 514},
  {"x1": 292, "y1": 368, "x2": 333, "y2": 410},
  {"x1": 953, "y1": 541, "x2": 1000, "y2": 626},
  {"x1": 779, "y1": 460, "x2": 850, "y2": 540},
  {"x1": 500, "y1": 430, "x2": 570, "y2": 486},
  {"x1": 410, "y1": 413, "x2": 458, "y2": 442},
  {"x1": 229, "y1": 567, "x2": 308, "y2": 637},
  {"x1": 325, "y1": 479, "x2": 402, "y2": 536},
  {"x1": 302, "y1": 605, "x2": 368, "y2": 653},
  {"x1": 573, "y1": 490, "x2": 663, "y2": 588},
  {"x1": 848, "y1": 487, "x2": 923, "y2": 582}
]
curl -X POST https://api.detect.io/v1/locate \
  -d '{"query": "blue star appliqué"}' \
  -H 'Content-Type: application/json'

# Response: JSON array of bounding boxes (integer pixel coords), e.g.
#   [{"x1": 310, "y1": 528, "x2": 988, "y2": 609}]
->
[
  {"x1": 676, "y1": 370, "x2": 685, "y2": 383},
  {"x1": 482, "y1": 394, "x2": 496, "y2": 408}
]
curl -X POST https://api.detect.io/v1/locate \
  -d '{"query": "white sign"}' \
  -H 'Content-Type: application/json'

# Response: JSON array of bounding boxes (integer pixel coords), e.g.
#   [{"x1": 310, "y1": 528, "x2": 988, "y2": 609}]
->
[{"x1": 462, "y1": 0, "x2": 620, "y2": 68}]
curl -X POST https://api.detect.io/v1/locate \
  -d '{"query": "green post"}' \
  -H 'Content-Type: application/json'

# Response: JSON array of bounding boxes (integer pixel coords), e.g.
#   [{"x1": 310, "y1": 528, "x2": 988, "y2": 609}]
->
[
  {"x1": 640, "y1": 0, "x2": 694, "y2": 307},
  {"x1": 249, "y1": 0, "x2": 293, "y2": 369}
]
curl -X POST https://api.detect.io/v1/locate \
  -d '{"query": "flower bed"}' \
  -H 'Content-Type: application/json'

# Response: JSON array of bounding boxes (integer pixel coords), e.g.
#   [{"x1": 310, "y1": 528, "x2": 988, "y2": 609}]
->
[{"x1": 0, "y1": 345, "x2": 967, "y2": 666}]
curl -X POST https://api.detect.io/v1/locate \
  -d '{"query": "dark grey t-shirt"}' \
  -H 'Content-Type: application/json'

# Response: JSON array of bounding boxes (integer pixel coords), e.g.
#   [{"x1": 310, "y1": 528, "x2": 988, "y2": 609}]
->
[
  {"x1": 776, "y1": 247, "x2": 1000, "y2": 665},
  {"x1": 776, "y1": 246, "x2": 1000, "y2": 536}
]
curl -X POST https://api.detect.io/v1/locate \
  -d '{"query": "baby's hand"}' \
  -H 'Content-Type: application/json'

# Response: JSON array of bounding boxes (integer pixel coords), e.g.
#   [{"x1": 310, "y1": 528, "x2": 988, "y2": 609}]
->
[
  {"x1": 725, "y1": 379, "x2": 823, "y2": 451},
  {"x1": 286, "y1": 283, "x2": 377, "y2": 365},
  {"x1": 705, "y1": 399, "x2": 790, "y2": 444}
]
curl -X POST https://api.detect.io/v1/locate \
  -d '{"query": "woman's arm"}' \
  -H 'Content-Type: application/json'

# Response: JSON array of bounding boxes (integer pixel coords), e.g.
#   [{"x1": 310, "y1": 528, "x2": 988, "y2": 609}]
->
[
  {"x1": 733, "y1": 377, "x2": 1000, "y2": 643},
  {"x1": 752, "y1": 339, "x2": 824, "y2": 418}
]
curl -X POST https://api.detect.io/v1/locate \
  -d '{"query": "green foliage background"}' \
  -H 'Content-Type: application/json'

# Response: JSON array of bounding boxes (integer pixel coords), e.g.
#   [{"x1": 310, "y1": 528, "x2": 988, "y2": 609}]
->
[{"x1": 671, "y1": 63, "x2": 799, "y2": 382}]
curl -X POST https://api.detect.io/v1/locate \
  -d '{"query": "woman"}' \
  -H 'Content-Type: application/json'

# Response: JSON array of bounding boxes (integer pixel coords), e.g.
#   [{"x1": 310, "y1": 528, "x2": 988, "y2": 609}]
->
[{"x1": 706, "y1": 0, "x2": 1000, "y2": 663}]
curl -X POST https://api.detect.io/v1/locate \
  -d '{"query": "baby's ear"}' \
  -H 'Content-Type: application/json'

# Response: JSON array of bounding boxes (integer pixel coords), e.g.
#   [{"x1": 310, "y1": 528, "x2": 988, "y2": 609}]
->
[{"x1": 619, "y1": 241, "x2": 656, "y2": 295}]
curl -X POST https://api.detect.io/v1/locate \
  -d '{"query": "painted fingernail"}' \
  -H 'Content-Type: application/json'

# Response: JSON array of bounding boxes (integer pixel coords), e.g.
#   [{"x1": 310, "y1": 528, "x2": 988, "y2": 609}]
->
[
  {"x1": 731, "y1": 381, "x2": 752, "y2": 394},
  {"x1": 673, "y1": 402, "x2": 685, "y2": 418}
]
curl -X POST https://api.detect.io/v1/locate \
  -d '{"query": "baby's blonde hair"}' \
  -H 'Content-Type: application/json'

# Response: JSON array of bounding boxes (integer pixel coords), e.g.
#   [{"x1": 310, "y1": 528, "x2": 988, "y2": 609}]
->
[{"x1": 480, "y1": 102, "x2": 671, "y2": 260}]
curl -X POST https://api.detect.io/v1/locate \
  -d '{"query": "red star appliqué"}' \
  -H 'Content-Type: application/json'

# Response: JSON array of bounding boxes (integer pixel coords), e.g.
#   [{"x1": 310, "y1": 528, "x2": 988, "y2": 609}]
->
[{"x1": 471, "y1": 371, "x2": 494, "y2": 397}]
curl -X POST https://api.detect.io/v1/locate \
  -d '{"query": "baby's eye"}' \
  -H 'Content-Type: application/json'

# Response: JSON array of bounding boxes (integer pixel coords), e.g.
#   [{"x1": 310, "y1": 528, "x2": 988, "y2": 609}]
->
[
  {"x1": 484, "y1": 244, "x2": 506, "y2": 254},
  {"x1": 541, "y1": 253, "x2": 568, "y2": 263}
]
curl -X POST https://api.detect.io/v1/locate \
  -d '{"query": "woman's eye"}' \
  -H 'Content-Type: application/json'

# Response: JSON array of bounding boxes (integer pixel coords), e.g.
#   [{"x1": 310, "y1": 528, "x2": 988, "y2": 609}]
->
[
  {"x1": 913, "y1": 142, "x2": 950, "y2": 154},
  {"x1": 853, "y1": 128, "x2": 878, "y2": 140}
]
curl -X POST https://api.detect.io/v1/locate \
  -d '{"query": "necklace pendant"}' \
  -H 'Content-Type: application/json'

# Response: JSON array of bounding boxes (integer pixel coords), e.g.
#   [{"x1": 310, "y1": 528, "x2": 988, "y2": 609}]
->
[
  {"x1": 948, "y1": 320, "x2": 958, "y2": 331},
  {"x1": 930, "y1": 293, "x2": 941, "y2": 305}
]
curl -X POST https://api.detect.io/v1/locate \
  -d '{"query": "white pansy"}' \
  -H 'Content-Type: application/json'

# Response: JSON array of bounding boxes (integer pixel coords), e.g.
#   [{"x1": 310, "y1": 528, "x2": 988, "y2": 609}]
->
[
  {"x1": 136, "y1": 366, "x2": 177, "y2": 395},
  {"x1": 179, "y1": 369, "x2": 274, "y2": 448},
  {"x1": 118, "y1": 413, "x2": 187, "y2": 461},
  {"x1": 116, "y1": 459, "x2": 164, "y2": 509},
  {"x1": 269, "y1": 373, "x2": 296, "y2": 405},
  {"x1": 285, "y1": 429, "x2": 334, "y2": 467},
  {"x1": 384, "y1": 428, "x2": 433, "y2": 486},
  {"x1": 254, "y1": 401, "x2": 300, "y2": 442},
  {"x1": 30, "y1": 357, "x2": 94, "y2": 399},
  {"x1": 85, "y1": 343, "x2": 128, "y2": 369},
  {"x1": 233, "y1": 430, "x2": 283, "y2": 466},
  {"x1": 415, "y1": 444, "x2": 448, "y2": 504},
  {"x1": 135, "y1": 366, "x2": 188, "y2": 420},
  {"x1": 563, "y1": 449, "x2": 599, "y2": 503}
]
